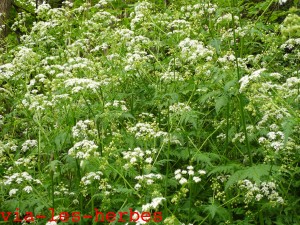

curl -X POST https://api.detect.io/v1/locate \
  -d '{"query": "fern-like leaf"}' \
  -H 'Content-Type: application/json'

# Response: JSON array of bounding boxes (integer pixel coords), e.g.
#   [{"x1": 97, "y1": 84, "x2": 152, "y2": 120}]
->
[{"x1": 225, "y1": 164, "x2": 278, "y2": 190}]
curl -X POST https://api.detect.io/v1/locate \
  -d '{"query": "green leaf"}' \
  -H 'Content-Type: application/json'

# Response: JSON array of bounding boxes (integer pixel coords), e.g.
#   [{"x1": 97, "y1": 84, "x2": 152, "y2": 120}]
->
[
  {"x1": 209, "y1": 163, "x2": 242, "y2": 176},
  {"x1": 215, "y1": 95, "x2": 228, "y2": 113},
  {"x1": 204, "y1": 203, "x2": 230, "y2": 220},
  {"x1": 225, "y1": 164, "x2": 278, "y2": 190},
  {"x1": 204, "y1": 203, "x2": 218, "y2": 219}
]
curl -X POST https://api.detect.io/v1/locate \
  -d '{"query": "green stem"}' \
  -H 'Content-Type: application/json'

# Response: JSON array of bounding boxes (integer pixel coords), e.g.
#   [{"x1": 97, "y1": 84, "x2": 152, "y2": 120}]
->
[
  {"x1": 225, "y1": 98, "x2": 230, "y2": 155},
  {"x1": 51, "y1": 170, "x2": 55, "y2": 208},
  {"x1": 165, "y1": 102, "x2": 171, "y2": 198},
  {"x1": 231, "y1": 10, "x2": 253, "y2": 166},
  {"x1": 188, "y1": 180, "x2": 192, "y2": 223}
]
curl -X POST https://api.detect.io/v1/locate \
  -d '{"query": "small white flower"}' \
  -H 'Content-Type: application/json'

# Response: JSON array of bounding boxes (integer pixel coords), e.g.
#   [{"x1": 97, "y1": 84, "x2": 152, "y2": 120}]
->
[
  {"x1": 150, "y1": 197, "x2": 165, "y2": 209},
  {"x1": 255, "y1": 194, "x2": 263, "y2": 201},
  {"x1": 175, "y1": 174, "x2": 182, "y2": 180},
  {"x1": 9, "y1": 189, "x2": 18, "y2": 196},
  {"x1": 179, "y1": 177, "x2": 188, "y2": 185},
  {"x1": 193, "y1": 177, "x2": 201, "y2": 183},
  {"x1": 279, "y1": 0, "x2": 287, "y2": 5},
  {"x1": 174, "y1": 169, "x2": 181, "y2": 174},
  {"x1": 198, "y1": 170, "x2": 206, "y2": 175},
  {"x1": 134, "y1": 183, "x2": 141, "y2": 190},
  {"x1": 181, "y1": 170, "x2": 187, "y2": 174},
  {"x1": 23, "y1": 186, "x2": 33, "y2": 193},
  {"x1": 46, "y1": 221, "x2": 57, "y2": 225},
  {"x1": 145, "y1": 157, "x2": 153, "y2": 164},
  {"x1": 188, "y1": 170, "x2": 194, "y2": 175},
  {"x1": 146, "y1": 179, "x2": 154, "y2": 185}
]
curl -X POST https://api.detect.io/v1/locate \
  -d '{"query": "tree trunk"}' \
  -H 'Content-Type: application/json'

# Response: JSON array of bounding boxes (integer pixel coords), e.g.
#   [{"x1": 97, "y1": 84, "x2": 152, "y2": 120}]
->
[{"x1": 0, "y1": 0, "x2": 12, "y2": 38}]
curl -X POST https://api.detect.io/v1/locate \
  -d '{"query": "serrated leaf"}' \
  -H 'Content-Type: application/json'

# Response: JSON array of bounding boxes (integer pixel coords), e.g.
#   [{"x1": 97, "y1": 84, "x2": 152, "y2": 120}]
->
[
  {"x1": 215, "y1": 95, "x2": 228, "y2": 113},
  {"x1": 225, "y1": 164, "x2": 277, "y2": 190},
  {"x1": 204, "y1": 204, "x2": 218, "y2": 219},
  {"x1": 209, "y1": 163, "x2": 242, "y2": 176}
]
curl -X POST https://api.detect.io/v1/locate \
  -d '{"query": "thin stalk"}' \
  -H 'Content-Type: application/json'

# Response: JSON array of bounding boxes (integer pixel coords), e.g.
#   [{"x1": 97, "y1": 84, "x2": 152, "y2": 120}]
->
[
  {"x1": 38, "y1": 123, "x2": 41, "y2": 172},
  {"x1": 225, "y1": 99, "x2": 230, "y2": 155},
  {"x1": 51, "y1": 169, "x2": 55, "y2": 209},
  {"x1": 231, "y1": 11, "x2": 253, "y2": 166},
  {"x1": 254, "y1": 0, "x2": 275, "y2": 24},
  {"x1": 188, "y1": 179, "x2": 192, "y2": 223},
  {"x1": 91, "y1": 188, "x2": 94, "y2": 222},
  {"x1": 165, "y1": 102, "x2": 171, "y2": 198}
]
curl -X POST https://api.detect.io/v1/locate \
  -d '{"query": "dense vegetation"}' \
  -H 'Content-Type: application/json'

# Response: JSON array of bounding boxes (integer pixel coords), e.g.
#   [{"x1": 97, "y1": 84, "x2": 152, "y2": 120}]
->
[{"x1": 1, "y1": 0, "x2": 300, "y2": 224}]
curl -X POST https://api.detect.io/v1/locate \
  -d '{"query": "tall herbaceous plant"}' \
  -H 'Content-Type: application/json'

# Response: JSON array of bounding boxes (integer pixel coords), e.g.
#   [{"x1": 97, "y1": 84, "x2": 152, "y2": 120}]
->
[{"x1": 0, "y1": 0, "x2": 300, "y2": 224}]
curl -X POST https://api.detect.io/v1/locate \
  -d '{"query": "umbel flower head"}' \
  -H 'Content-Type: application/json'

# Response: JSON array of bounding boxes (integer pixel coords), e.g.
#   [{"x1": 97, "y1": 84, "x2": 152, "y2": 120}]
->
[{"x1": 68, "y1": 140, "x2": 99, "y2": 159}]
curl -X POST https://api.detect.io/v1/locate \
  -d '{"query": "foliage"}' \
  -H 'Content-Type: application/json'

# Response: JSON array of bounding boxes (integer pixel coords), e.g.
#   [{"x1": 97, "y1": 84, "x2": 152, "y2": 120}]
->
[{"x1": 1, "y1": 0, "x2": 300, "y2": 224}]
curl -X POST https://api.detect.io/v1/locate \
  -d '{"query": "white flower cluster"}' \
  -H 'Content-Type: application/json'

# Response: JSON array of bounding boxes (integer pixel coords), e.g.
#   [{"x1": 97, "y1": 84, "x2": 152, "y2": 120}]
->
[
  {"x1": 239, "y1": 180, "x2": 284, "y2": 205},
  {"x1": 11, "y1": 12, "x2": 31, "y2": 33},
  {"x1": 12, "y1": 47, "x2": 39, "y2": 71},
  {"x1": 178, "y1": 38, "x2": 214, "y2": 62},
  {"x1": 284, "y1": 77, "x2": 300, "y2": 88},
  {"x1": 258, "y1": 131, "x2": 285, "y2": 152},
  {"x1": 280, "y1": 38, "x2": 300, "y2": 51},
  {"x1": 142, "y1": 197, "x2": 166, "y2": 211},
  {"x1": 124, "y1": 50, "x2": 153, "y2": 72},
  {"x1": 35, "y1": 3, "x2": 51, "y2": 16},
  {"x1": 64, "y1": 78, "x2": 101, "y2": 93},
  {"x1": 72, "y1": 120, "x2": 98, "y2": 141},
  {"x1": 0, "y1": 63, "x2": 14, "y2": 79},
  {"x1": 180, "y1": 3, "x2": 217, "y2": 19},
  {"x1": 232, "y1": 132, "x2": 245, "y2": 143},
  {"x1": 68, "y1": 140, "x2": 99, "y2": 160},
  {"x1": 54, "y1": 182, "x2": 75, "y2": 196},
  {"x1": 257, "y1": 107, "x2": 290, "y2": 129},
  {"x1": 124, "y1": 210, "x2": 148, "y2": 225},
  {"x1": 217, "y1": 53, "x2": 236, "y2": 63},
  {"x1": 15, "y1": 156, "x2": 35, "y2": 167},
  {"x1": 64, "y1": 57, "x2": 93, "y2": 71},
  {"x1": 32, "y1": 73, "x2": 48, "y2": 84},
  {"x1": 2, "y1": 172, "x2": 42, "y2": 195},
  {"x1": 95, "y1": 0, "x2": 108, "y2": 8},
  {"x1": 90, "y1": 11, "x2": 120, "y2": 26},
  {"x1": 216, "y1": 13, "x2": 239, "y2": 25},
  {"x1": 169, "y1": 102, "x2": 191, "y2": 113},
  {"x1": 279, "y1": 0, "x2": 287, "y2": 5},
  {"x1": 0, "y1": 141, "x2": 18, "y2": 157},
  {"x1": 167, "y1": 19, "x2": 191, "y2": 35},
  {"x1": 130, "y1": 1, "x2": 153, "y2": 30},
  {"x1": 104, "y1": 100, "x2": 128, "y2": 112},
  {"x1": 81, "y1": 171, "x2": 103, "y2": 186},
  {"x1": 21, "y1": 140, "x2": 38, "y2": 152},
  {"x1": 134, "y1": 173, "x2": 163, "y2": 190},
  {"x1": 66, "y1": 38, "x2": 89, "y2": 54},
  {"x1": 122, "y1": 147, "x2": 156, "y2": 168},
  {"x1": 21, "y1": 93, "x2": 53, "y2": 112},
  {"x1": 174, "y1": 166, "x2": 206, "y2": 185},
  {"x1": 99, "y1": 181, "x2": 114, "y2": 196},
  {"x1": 62, "y1": 0, "x2": 74, "y2": 8},
  {"x1": 239, "y1": 68, "x2": 266, "y2": 93},
  {"x1": 128, "y1": 122, "x2": 168, "y2": 139},
  {"x1": 125, "y1": 35, "x2": 151, "y2": 50},
  {"x1": 160, "y1": 71, "x2": 184, "y2": 83},
  {"x1": 115, "y1": 29, "x2": 135, "y2": 41}
]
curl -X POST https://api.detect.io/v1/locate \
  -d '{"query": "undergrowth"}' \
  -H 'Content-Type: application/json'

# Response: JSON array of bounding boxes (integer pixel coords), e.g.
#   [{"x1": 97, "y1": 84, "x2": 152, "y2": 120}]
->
[{"x1": 1, "y1": 0, "x2": 300, "y2": 224}]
